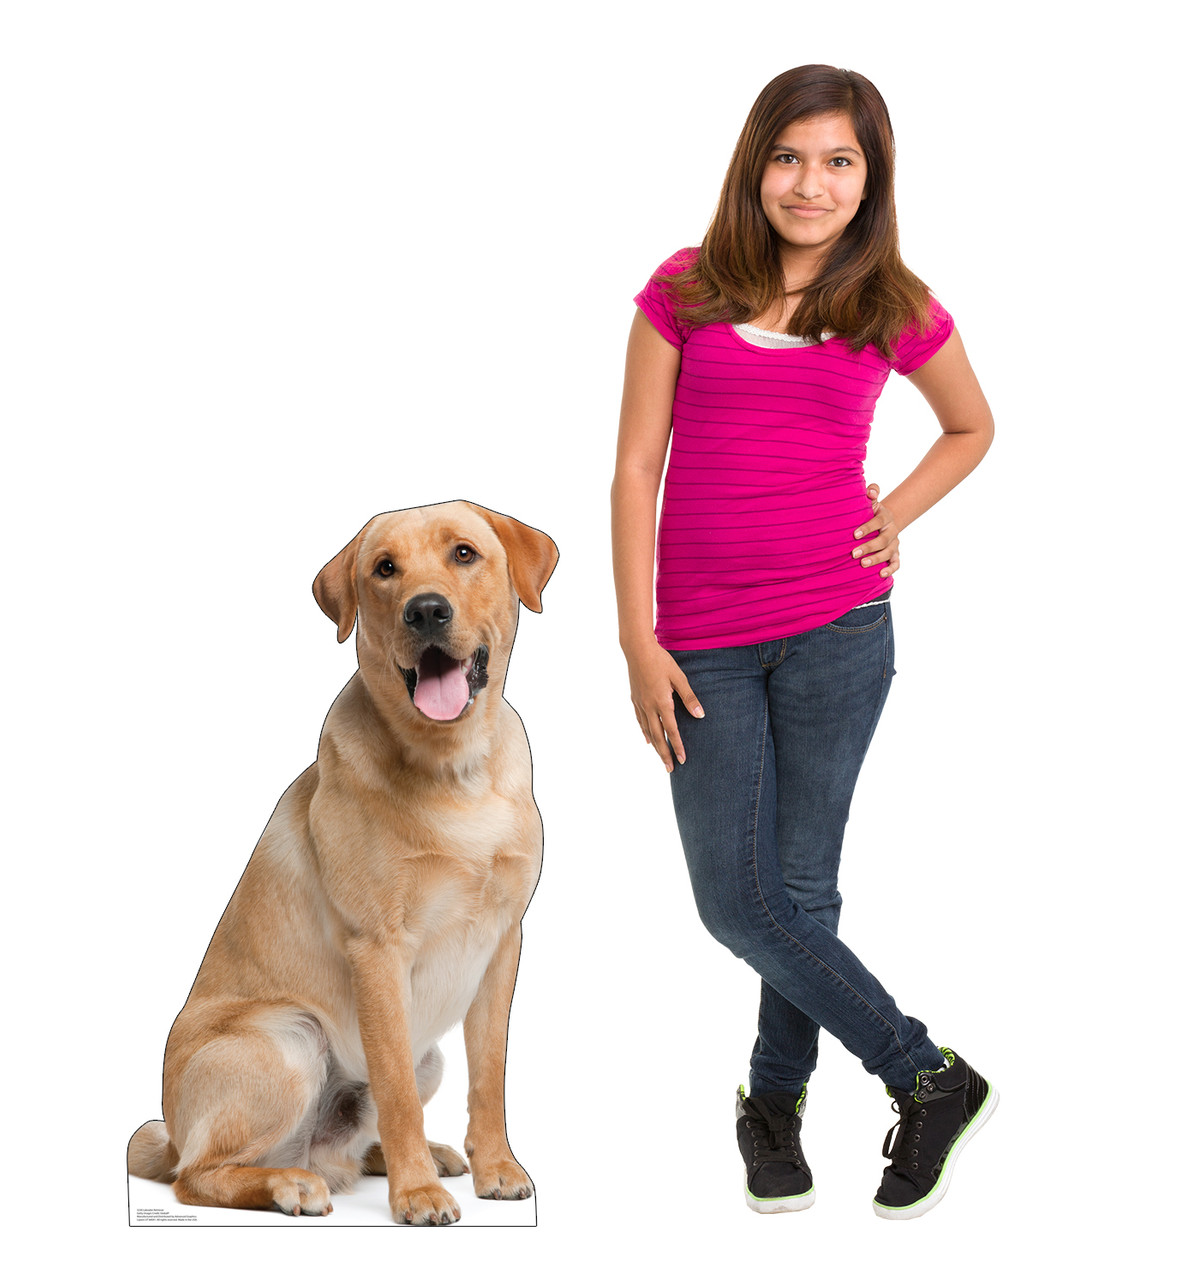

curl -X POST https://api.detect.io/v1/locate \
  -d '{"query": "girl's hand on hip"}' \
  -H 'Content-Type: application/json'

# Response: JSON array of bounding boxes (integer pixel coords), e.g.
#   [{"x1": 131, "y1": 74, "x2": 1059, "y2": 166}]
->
[
  {"x1": 853, "y1": 483, "x2": 900, "y2": 578},
  {"x1": 624, "y1": 641, "x2": 704, "y2": 773}
]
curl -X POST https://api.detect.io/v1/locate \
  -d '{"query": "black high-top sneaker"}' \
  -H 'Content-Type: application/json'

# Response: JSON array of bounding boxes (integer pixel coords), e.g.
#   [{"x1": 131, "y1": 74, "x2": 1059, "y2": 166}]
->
[
  {"x1": 873, "y1": 1047, "x2": 998, "y2": 1220},
  {"x1": 736, "y1": 1085, "x2": 814, "y2": 1213}
]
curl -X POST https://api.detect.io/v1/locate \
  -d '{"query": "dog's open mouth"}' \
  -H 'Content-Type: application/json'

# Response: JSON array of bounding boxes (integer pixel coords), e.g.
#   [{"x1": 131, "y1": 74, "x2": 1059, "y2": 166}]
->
[{"x1": 399, "y1": 646, "x2": 489, "y2": 722}]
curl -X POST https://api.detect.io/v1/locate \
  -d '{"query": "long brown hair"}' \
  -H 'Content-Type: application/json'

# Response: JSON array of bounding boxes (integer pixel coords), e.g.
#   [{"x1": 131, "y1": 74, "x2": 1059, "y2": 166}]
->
[{"x1": 666, "y1": 65, "x2": 931, "y2": 357}]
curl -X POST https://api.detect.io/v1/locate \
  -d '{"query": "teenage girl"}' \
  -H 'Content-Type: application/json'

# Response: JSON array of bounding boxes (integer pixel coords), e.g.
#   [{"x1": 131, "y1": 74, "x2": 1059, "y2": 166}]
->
[{"x1": 611, "y1": 65, "x2": 996, "y2": 1220}]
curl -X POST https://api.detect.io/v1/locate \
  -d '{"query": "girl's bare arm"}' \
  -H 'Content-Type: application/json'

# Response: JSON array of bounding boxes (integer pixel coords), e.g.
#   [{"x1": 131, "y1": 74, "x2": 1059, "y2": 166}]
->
[
  {"x1": 611, "y1": 311, "x2": 704, "y2": 772},
  {"x1": 854, "y1": 329, "x2": 995, "y2": 574}
]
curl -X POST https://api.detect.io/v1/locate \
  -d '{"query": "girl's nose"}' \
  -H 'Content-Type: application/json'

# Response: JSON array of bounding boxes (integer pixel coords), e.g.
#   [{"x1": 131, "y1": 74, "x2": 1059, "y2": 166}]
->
[{"x1": 793, "y1": 167, "x2": 824, "y2": 199}]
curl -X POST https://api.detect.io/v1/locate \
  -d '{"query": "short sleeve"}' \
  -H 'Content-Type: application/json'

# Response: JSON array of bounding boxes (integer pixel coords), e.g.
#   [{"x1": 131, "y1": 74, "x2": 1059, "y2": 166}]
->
[
  {"x1": 890, "y1": 296, "x2": 955, "y2": 375},
  {"x1": 633, "y1": 249, "x2": 698, "y2": 350}
]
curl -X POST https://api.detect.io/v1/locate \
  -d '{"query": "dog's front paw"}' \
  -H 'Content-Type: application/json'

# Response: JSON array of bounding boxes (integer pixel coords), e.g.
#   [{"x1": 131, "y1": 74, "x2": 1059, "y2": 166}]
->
[
  {"x1": 428, "y1": 1141, "x2": 468, "y2": 1177},
  {"x1": 391, "y1": 1183, "x2": 461, "y2": 1226},
  {"x1": 472, "y1": 1157, "x2": 534, "y2": 1201},
  {"x1": 268, "y1": 1168, "x2": 333, "y2": 1217}
]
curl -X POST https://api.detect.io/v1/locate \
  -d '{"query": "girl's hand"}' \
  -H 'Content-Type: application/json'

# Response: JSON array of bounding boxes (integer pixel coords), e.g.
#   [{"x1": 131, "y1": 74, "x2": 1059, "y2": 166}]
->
[
  {"x1": 853, "y1": 482, "x2": 900, "y2": 578},
  {"x1": 624, "y1": 640, "x2": 704, "y2": 773}
]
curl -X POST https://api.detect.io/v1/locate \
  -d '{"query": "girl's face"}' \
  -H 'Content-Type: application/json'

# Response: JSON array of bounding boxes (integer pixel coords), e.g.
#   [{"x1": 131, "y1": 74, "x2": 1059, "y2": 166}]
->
[{"x1": 759, "y1": 113, "x2": 868, "y2": 275}]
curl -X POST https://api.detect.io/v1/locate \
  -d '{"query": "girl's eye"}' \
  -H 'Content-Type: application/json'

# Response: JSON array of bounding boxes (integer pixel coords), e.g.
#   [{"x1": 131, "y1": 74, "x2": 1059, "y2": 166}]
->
[
  {"x1": 454, "y1": 545, "x2": 477, "y2": 564},
  {"x1": 829, "y1": 157, "x2": 851, "y2": 168},
  {"x1": 375, "y1": 559, "x2": 396, "y2": 578},
  {"x1": 775, "y1": 153, "x2": 798, "y2": 164}
]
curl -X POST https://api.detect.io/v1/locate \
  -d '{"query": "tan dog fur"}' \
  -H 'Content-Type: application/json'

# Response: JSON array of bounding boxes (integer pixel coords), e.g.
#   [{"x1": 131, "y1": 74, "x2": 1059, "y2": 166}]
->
[{"x1": 128, "y1": 501, "x2": 557, "y2": 1224}]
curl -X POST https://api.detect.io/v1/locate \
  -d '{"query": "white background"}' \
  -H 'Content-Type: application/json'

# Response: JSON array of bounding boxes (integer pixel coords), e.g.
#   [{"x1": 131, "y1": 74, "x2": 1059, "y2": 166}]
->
[{"x1": 4, "y1": 0, "x2": 1193, "y2": 1273}]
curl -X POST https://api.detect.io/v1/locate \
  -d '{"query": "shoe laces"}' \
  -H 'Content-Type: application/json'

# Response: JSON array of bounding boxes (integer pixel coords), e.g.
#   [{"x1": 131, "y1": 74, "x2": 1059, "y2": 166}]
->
[
  {"x1": 881, "y1": 1093, "x2": 926, "y2": 1179},
  {"x1": 881, "y1": 1057, "x2": 965, "y2": 1183},
  {"x1": 742, "y1": 1094, "x2": 803, "y2": 1166}
]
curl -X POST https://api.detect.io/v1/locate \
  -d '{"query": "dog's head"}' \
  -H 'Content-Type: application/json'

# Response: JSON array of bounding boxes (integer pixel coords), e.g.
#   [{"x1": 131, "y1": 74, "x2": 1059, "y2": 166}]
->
[{"x1": 313, "y1": 501, "x2": 557, "y2": 728}]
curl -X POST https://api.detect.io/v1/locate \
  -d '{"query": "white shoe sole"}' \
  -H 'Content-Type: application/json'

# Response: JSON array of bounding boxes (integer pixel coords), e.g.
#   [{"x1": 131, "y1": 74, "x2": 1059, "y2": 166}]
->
[
  {"x1": 872, "y1": 1084, "x2": 999, "y2": 1220},
  {"x1": 745, "y1": 1183, "x2": 815, "y2": 1214}
]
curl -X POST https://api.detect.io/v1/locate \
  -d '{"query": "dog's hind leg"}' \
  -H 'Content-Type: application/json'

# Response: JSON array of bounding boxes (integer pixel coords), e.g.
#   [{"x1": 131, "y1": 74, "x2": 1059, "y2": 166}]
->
[
  {"x1": 166, "y1": 1008, "x2": 336, "y2": 1216},
  {"x1": 417, "y1": 1044, "x2": 468, "y2": 1176},
  {"x1": 364, "y1": 1143, "x2": 468, "y2": 1178},
  {"x1": 363, "y1": 1045, "x2": 467, "y2": 1178}
]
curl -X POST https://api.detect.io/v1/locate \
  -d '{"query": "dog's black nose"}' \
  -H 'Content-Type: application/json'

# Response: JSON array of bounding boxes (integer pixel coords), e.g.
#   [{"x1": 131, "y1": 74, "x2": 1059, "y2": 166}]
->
[{"x1": 403, "y1": 593, "x2": 453, "y2": 633}]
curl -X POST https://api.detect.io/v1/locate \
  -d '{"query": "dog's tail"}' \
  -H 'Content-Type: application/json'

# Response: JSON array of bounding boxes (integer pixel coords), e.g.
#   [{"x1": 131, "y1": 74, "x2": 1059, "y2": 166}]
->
[{"x1": 128, "y1": 1120, "x2": 178, "y2": 1182}]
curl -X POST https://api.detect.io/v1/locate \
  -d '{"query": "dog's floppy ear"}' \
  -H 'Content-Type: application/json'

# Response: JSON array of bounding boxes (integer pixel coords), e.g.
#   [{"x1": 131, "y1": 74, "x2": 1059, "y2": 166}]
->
[
  {"x1": 313, "y1": 524, "x2": 368, "y2": 643},
  {"x1": 467, "y1": 503, "x2": 558, "y2": 613}
]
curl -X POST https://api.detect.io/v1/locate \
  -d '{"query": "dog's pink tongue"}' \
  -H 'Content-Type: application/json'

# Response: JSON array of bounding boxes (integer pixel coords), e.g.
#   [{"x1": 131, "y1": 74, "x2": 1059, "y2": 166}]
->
[{"x1": 414, "y1": 651, "x2": 470, "y2": 721}]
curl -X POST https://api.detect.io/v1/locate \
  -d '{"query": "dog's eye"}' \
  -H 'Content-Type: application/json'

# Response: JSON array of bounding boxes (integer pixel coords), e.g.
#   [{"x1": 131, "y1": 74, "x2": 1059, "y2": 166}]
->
[
  {"x1": 374, "y1": 559, "x2": 396, "y2": 578},
  {"x1": 453, "y1": 545, "x2": 477, "y2": 564}
]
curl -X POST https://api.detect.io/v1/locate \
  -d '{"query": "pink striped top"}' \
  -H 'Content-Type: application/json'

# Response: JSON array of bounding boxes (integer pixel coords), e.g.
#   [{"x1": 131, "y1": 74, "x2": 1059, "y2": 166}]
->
[{"x1": 635, "y1": 249, "x2": 954, "y2": 650}]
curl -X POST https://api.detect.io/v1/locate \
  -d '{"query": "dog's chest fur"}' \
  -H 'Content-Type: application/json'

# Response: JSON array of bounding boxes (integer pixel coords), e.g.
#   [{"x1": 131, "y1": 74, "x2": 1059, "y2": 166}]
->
[{"x1": 317, "y1": 778, "x2": 540, "y2": 1058}]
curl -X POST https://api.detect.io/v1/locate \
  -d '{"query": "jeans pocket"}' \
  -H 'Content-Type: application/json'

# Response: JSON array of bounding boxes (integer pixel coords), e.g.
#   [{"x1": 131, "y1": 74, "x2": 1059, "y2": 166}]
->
[{"x1": 824, "y1": 599, "x2": 889, "y2": 634}]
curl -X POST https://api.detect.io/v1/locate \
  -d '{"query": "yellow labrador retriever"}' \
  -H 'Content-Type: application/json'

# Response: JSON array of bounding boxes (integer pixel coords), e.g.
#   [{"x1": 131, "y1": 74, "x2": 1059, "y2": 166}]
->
[{"x1": 128, "y1": 501, "x2": 557, "y2": 1225}]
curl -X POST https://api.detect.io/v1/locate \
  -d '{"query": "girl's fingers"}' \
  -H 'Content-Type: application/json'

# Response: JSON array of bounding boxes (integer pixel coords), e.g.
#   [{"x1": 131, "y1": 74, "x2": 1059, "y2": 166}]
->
[
  {"x1": 629, "y1": 655, "x2": 703, "y2": 772},
  {"x1": 674, "y1": 676, "x2": 705, "y2": 721},
  {"x1": 634, "y1": 695, "x2": 683, "y2": 771},
  {"x1": 859, "y1": 547, "x2": 897, "y2": 568},
  {"x1": 854, "y1": 533, "x2": 896, "y2": 558},
  {"x1": 652, "y1": 703, "x2": 683, "y2": 770}
]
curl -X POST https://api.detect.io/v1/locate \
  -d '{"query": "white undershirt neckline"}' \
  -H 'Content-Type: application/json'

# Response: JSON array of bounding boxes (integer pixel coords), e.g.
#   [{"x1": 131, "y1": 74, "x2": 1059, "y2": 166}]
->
[{"x1": 733, "y1": 322, "x2": 833, "y2": 349}]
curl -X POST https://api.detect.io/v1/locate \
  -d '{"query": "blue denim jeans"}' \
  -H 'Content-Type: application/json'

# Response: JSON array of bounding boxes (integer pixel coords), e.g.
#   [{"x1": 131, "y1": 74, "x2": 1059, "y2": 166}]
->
[{"x1": 668, "y1": 594, "x2": 944, "y2": 1093}]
